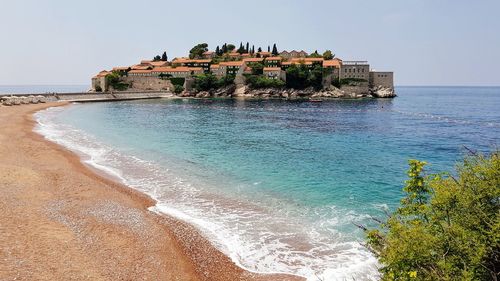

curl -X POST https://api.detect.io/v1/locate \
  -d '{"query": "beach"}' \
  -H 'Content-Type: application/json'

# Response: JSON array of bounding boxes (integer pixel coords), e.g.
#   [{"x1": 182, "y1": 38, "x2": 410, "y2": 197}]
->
[{"x1": 0, "y1": 102, "x2": 300, "y2": 281}]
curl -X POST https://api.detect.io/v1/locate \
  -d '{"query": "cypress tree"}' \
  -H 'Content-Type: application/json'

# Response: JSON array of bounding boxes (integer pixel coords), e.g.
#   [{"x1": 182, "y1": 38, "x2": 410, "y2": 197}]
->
[
  {"x1": 161, "y1": 51, "x2": 168, "y2": 61},
  {"x1": 246, "y1": 42, "x2": 249, "y2": 53},
  {"x1": 258, "y1": 47, "x2": 262, "y2": 53},
  {"x1": 215, "y1": 46, "x2": 220, "y2": 56},
  {"x1": 272, "y1": 44, "x2": 278, "y2": 55},
  {"x1": 267, "y1": 45, "x2": 270, "y2": 52}
]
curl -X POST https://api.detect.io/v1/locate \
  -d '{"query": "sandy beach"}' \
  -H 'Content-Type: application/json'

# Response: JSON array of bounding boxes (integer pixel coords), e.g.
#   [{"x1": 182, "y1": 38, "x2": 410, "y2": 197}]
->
[{"x1": 0, "y1": 103, "x2": 301, "y2": 281}]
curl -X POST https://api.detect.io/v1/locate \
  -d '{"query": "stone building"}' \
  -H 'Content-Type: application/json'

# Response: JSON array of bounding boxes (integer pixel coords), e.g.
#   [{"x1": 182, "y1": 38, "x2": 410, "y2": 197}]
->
[
  {"x1": 91, "y1": 70, "x2": 110, "y2": 92},
  {"x1": 280, "y1": 50, "x2": 308, "y2": 59},
  {"x1": 263, "y1": 67, "x2": 286, "y2": 81},
  {"x1": 369, "y1": 71, "x2": 394, "y2": 88},
  {"x1": 340, "y1": 61, "x2": 370, "y2": 80}
]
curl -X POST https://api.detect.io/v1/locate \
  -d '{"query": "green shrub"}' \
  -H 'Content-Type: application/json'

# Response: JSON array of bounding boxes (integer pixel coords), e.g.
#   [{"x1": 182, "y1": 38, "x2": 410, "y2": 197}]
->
[
  {"x1": 365, "y1": 152, "x2": 500, "y2": 281},
  {"x1": 169, "y1": 77, "x2": 185, "y2": 87},
  {"x1": 174, "y1": 84, "x2": 184, "y2": 94},
  {"x1": 193, "y1": 74, "x2": 234, "y2": 91},
  {"x1": 339, "y1": 78, "x2": 367, "y2": 86},
  {"x1": 245, "y1": 75, "x2": 285, "y2": 89}
]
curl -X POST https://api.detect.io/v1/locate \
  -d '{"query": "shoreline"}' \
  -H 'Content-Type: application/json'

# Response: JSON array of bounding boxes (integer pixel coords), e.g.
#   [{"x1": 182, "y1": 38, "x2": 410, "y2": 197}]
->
[{"x1": 0, "y1": 102, "x2": 303, "y2": 280}]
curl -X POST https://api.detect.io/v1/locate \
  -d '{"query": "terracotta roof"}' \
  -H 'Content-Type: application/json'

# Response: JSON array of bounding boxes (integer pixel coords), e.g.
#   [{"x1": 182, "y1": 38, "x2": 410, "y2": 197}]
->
[
  {"x1": 210, "y1": 64, "x2": 220, "y2": 69},
  {"x1": 140, "y1": 60, "x2": 152, "y2": 64},
  {"x1": 112, "y1": 67, "x2": 130, "y2": 71},
  {"x1": 258, "y1": 51, "x2": 271, "y2": 55},
  {"x1": 129, "y1": 69, "x2": 152, "y2": 74},
  {"x1": 149, "y1": 61, "x2": 168, "y2": 67},
  {"x1": 282, "y1": 61, "x2": 313, "y2": 65},
  {"x1": 173, "y1": 58, "x2": 211, "y2": 64},
  {"x1": 131, "y1": 65, "x2": 153, "y2": 70},
  {"x1": 152, "y1": 67, "x2": 191, "y2": 73},
  {"x1": 229, "y1": 53, "x2": 241, "y2": 57},
  {"x1": 304, "y1": 57, "x2": 324, "y2": 62},
  {"x1": 265, "y1": 56, "x2": 282, "y2": 61},
  {"x1": 220, "y1": 61, "x2": 244, "y2": 66},
  {"x1": 188, "y1": 67, "x2": 204, "y2": 72},
  {"x1": 263, "y1": 67, "x2": 281, "y2": 71},
  {"x1": 241, "y1": 53, "x2": 251, "y2": 57},
  {"x1": 323, "y1": 60, "x2": 341, "y2": 67},
  {"x1": 93, "y1": 70, "x2": 110, "y2": 78},
  {"x1": 243, "y1": 58, "x2": 264, "y2": 62}
]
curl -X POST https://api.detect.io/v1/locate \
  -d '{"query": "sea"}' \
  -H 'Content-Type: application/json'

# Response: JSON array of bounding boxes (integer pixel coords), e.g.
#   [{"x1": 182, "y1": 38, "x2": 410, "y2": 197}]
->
[{"x1": 30, "y1": 86, "x2": 500, "y2": 280}]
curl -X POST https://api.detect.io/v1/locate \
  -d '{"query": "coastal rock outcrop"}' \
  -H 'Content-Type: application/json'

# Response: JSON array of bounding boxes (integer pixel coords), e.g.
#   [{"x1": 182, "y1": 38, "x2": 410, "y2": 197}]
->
[{"x1": 370, "y1": 86, "x2": 397, "y2": 98}]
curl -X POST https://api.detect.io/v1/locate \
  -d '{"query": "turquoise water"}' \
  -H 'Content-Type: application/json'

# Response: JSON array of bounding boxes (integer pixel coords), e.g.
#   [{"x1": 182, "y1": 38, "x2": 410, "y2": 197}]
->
[{"x1": 35, "y1": 87, "x2": 500, "y2": 280}]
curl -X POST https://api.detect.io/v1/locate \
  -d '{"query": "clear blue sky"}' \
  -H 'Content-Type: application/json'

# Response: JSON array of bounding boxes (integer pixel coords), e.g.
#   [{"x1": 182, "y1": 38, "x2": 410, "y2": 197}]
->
[{"x1": 1, "y1": 0, "x2": 499, "y2": 86}]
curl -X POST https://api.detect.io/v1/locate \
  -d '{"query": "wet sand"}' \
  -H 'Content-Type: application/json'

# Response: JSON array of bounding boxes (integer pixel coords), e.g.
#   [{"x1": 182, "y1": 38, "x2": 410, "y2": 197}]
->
[{"x1": 0, "y1": 103, "x2": 302, "y2": 281}]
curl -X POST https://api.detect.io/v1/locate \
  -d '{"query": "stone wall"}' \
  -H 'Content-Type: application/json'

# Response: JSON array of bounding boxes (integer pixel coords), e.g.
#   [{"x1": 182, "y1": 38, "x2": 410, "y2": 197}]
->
[
  {"x1": 122, "y1": 76, "x2": 173, "y2": 92},
  {"x1": 340, "y1": 82, "x2": 370, "y2": 96},
  {"x1": 369, "y1": 71, "x2": 394, "y2": 88},
  {"x1": 340, "y1": 64, "x2": 370, "y2": 80}
]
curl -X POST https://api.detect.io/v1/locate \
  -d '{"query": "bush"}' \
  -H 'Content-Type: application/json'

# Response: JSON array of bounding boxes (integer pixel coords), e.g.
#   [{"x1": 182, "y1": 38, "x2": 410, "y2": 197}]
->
[
  {"x1": 245, "y1": 75, "x2": 285, "y2": 89},
  {"x1": 174, "y1": 84, "x2": 184, "y2": 94},
  {"x1": 339, "y1": 78, "x2": 367, "y2": 86},
  {"x1": 169, "y1": 77, "x2": 185, "y2": 87},
  {"x1": 193, "y1": 74, "x2": 234, "y2": 91},
  {"x1": 106, "y1": 72, "x2": 129, "y2": 91},
  {"x1": 365, "y1": 152, "x2": 500, "y2": 280}
]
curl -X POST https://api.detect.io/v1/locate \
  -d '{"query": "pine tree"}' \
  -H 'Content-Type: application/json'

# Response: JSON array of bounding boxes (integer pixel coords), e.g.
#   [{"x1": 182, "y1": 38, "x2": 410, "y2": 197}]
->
[
  {"x1": 161, "y1": 51, "x2": 168, "y2": 61},
  {"x1": 272, "y1": 43, "x2": 278, "y2": 55}
]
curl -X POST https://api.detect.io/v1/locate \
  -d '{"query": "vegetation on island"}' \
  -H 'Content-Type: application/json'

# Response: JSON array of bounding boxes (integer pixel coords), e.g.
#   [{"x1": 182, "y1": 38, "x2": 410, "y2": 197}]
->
[
  {"x1": 192, "y1": 73, "x2": 235, "y2": 92},
  {"x1": 363, "y1": 151, "x2": 500, "y2": 281},
  {"x1": 106, "y1": 71, "x2": 129, "y2": 91}
]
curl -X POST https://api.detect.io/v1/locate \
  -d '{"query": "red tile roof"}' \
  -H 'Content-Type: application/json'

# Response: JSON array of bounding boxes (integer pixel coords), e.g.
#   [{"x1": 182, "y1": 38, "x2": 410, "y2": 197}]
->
[
  {"x1": 265, "y1": 56, "x2": 282, "y2": 61},
  {"x1": 220, "y1": 61, "x2": 244, "y2": 66},
  {"x1": 323, "y1": 60, "x2": 342, "y2": 67},
  {"x1": 243, "y1": 58, "x2": 264, "y2": 62},
  {"x1": 129, "y1": 69, "x2": 152, "y2": 74},
  {"x1": 152, "y1": 67, "x2": 191, "y2": 73},
  {"x1": 263, "y1": 67, "x2": 281, "y2": 71}
]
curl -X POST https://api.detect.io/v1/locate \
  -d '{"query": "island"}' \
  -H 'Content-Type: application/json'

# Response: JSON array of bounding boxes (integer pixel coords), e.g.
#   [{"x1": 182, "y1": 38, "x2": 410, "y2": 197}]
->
[{"x1": 91, "y1": 42, "x2": 395, "y2": 99}]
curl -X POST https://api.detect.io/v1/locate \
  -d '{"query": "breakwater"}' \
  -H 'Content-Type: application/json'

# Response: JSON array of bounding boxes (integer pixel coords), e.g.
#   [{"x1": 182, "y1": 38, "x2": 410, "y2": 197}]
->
[{"x1": 0, "y1": 91, "x2": 174, "y2": 105}]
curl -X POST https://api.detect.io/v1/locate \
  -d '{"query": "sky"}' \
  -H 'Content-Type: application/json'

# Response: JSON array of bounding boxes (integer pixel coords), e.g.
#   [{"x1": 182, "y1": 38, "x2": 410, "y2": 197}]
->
[{"x1": 1, "y1": 0, "x2": 499, "y2": 86}]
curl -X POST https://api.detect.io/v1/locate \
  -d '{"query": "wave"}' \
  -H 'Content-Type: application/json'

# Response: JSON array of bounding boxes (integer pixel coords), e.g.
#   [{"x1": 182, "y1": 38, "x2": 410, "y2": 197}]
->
[{"x1": 34, "y1": 106, "x2": 380, "y2": 281}]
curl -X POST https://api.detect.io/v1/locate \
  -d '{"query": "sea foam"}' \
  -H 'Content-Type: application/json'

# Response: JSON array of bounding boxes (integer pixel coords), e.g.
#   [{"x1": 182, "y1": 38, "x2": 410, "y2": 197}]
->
[{"x1": 34, "y1": 106, "x2": 380, "y2": 281}]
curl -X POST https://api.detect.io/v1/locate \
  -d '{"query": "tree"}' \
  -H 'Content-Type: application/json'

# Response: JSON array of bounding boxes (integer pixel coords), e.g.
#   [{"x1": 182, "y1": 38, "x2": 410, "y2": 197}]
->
[
  {"x1": 248, "y1": 62, "x2": 264, "y2": 75},
  {"x1": 309, "y1": 50, "x2": 321, "y2": 58},
  {"x1": 251, "y1": 45, "x2": 255, "y2": 54},
  {"x1": 215, "y1": 46, "x2": 220, "y2": 56},
  {"x1": 272, "y1": 43, "x2": 278, "y2": 55},
  {"x1": 153, "y1": 55, "x2": 161, "y2": 61},
  {"x1": 227, "y1": 44, "x2": 236, "y2": 52},
  {"x1": 161, "y1": 51, "x2": 168, "y2": 61},
  {"x1": 189, "y1": 43, "x2": 208, "y2": 59},
  {"x1": 237, "y1": 42, "x2": 245, "y2": 54},
  {"x1": 308, "y1": 65, "x2": 323, "y2": 90},
  {"x1": 322, "y1": 50, "x2": 334, "y2": 60},
  {"x1": 267, "y1": 45, "x2": 270, "y2": 52},
  {"x1": 222, "y1": 43, "x2": 227, "y2": 54},
  {"x1": 258, "y1": 47, "x2": 262, "y2": 53},
  {"x1": 365, "y1": 152, "x2": 500, "y2": 281},
  {"x1": 285, "y1": 64, "x2": 310, "y2": 89},
  {"x1": 246, "y1": 42, "x2": 250, "y2": 53}
]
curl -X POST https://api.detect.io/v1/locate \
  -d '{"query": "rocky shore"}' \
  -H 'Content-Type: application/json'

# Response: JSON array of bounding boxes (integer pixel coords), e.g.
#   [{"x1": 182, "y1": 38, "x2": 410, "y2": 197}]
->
[{"x1": 180, "y1": 85, "x2": 396, "y2": 99}]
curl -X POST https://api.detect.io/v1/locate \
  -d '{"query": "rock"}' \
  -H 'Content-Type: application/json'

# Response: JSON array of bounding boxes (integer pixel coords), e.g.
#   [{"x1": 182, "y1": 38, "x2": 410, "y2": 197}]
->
[
  {"x1": 36, "y1": 95, "x2": 46, "y2": 103},
  {"x1": 370, "y1": 86, "x2": 396, "y2": 98}
]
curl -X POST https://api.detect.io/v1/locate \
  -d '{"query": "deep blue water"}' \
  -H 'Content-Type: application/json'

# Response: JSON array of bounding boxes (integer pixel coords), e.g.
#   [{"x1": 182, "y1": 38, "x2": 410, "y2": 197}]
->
[{"x1": 35, "y1": 86, "x2": 500, "y2": 280}]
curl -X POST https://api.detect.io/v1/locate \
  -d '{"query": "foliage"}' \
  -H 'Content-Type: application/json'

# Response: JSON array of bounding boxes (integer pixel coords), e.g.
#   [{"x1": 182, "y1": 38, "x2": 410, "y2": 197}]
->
[
  {"x1": 272, "y1": 43, "x2": 278, "y2": 55},
  {"x1": 152, "y1": 55, "x2": 161, "y2": 61},
  {"x1": 366, "y1": 152, "x2": 500, "y2": 281},
  {"x1": 161, "y1": 51, "x2": 168, "y2": 61},
  {"x1": 106, "y1": 72, "x2": 129, "y2": 91},
  {"x1": 173, "y1": 84, "x2": 184, "y2": 94},
  {"x1": 340, "y1": 77, "x2": 367, "y2": 86},
  {"x1": 227, "y1": 44, "x2": 235, "y2": 52},
  {"x1": 193, "y1": 73, "x2": 234, "y2": 91},
  {"x1": 309, "y1": 50, "x2": 322, "y2": 58},
  {"x1": 331, "y1": 78, "x2": 341, "y2": 88},
  {"x1": 285, "y1": 64, "x2": 324, "y2": 90},
  {"x1": 323, "y1": 50, "x2": 334, "y2": 60},
  {"x1": 169, "y1": 77, "x2": 185, "y2": 87},
  {"x1": 258, "y1": 47, "x2": 262, "y2": 53},
  {"x1": 248, "y1": 62, "x2": 264, "y2": 75},
  {"x1": 237, "y1": 42, "x2": 245, "y2": 54},
  {"x1": 189, "y1": 43, "x2": 208, "y2": 59},
  {"x1": 245, "y1": 75, "x2": 285, "y2": 89}
]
